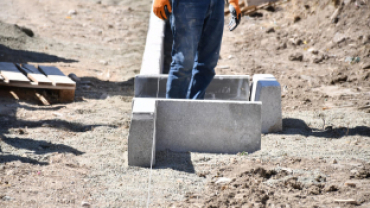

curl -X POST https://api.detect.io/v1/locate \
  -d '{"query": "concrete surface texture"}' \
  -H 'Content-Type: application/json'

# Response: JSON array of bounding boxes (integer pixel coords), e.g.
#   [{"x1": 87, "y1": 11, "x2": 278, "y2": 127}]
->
[
  {"x1": 128, "y1": 99, "x2": 157, "y2": 167},
  {"x1": 155, "y1": 99, "x2": 262, "y2": 154},
  {"x1": 251, "y1": 74, "x2": 282, "y2": 133},
  {"x1": 135, "y1": 75, "x2": 250, "y2": 100}
]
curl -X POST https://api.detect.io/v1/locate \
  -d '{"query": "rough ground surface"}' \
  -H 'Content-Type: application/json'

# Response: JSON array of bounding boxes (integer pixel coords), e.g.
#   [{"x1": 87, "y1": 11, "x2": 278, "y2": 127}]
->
[{"x1": 0, "y1": 0, "x2": 369, "y2": 207}]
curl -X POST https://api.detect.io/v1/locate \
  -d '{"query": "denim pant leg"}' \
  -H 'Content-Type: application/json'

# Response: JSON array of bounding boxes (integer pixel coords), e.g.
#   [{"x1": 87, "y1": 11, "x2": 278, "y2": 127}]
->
[
  {"x1": 188, "y1": 0, "x2": 224, "y2": 99},
  {"x1": 166, "y1": 0, "x2": 210, "y2": 99}
]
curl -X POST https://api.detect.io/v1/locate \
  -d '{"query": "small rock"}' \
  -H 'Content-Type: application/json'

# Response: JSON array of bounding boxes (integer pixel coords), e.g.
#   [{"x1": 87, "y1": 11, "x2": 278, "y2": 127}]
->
[
  {"x1": 289, "y1": 38, "x2": 303, "y2": 46},
  {"x1": 350, "y1": 169, "x2": 358, "y2": 174},
  {"x1": 228, "y1": 55, "x2": 235, "y2": 59},
  {"x1": 324, "y1": 184, "x2": 339, "y2": 192},
  {"x1": 293, "y1": 15, "x2": 301, "y2": 23},
  {"x1": 2, "y1": 196, "x2": 11, "y2": 201},
  {"x1": 52, "y1": 112, "x2": 63, "y2": 117},
  {"x1": 315, "y1": 175, "x2": 326, "y2": 182},
  {"x1": 81, "y1": 201, "x2": 90, "y2": 207},
  {"x1": 99, "y1": 93, "x2": 109, "y2": 99},
  {"x1": 68, "y1": 10, "x2": 77, "y2": 15},
  {"x1": 68, "y1": 73, "x2": 80, "y2": 82},
  {"x1": 288, "y1": 53, "x2": 303, "y2": 62},
  {"x1": 216, "y1": 65, "x2": 230, "y2": 69},
  {"x1": 215, "y1": 177, "x2": 232, "y2": 184},
  {"x1": 363, "y1": 35, "x2": 370, "y2": 44},
  {"x1": 266, "y1": 27, "x2": 275, "y2": 33},
  {"x1": 313, "y1": 55, "x2": 324, "y2": 63},
  {"x1": 277, "y1": 42, "x2": 287, "y2": 50},
  {"x1": 309, "y1": 186, "x2": 320, "y2": 195},
  {"x1": 230, "y1": 158, "x2": 237, "y2": 164},
  {"x1": 6, "y1": 170, "x2": 14, "y2": 175},
  {"x1": 333, "y1": 32, "x2": 346, "y2": 43},
  {"x1": 308, "y1": 48, "x2": 319, "y2": 55},
  {"x1": 99, "y1": 60, "x2": 108, "y2": 65},
  {"x1": 332, "y1": 17, "x2": 339, "y2": 24},
  {"x1": 362, "y1": 62, "x2": 370, "y2": 69},
  {"x1": 344, "y1": 182, "x2": 357, "y2": 188},
  {"x1": 332, "y1": 159, "x2": 338, "y2": 164}
]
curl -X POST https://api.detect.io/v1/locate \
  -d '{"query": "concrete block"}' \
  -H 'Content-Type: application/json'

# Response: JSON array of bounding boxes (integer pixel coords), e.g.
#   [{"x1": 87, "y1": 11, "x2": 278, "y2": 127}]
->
[
  {"x1": 155, "y1": 99, "x2": 261, "y2": 154},
  {"x1": 135, "y1": 75, "x2": 250, "y2": 100},
  {"x1": 251, "y1": 74, "x2": 282, "y2": 133},
  {"x1": 140, "y1": 7, "x2": 165, "y2": 75},
  {"x1": 128, "y1": 99, "x2": 157, "y2": 167}
]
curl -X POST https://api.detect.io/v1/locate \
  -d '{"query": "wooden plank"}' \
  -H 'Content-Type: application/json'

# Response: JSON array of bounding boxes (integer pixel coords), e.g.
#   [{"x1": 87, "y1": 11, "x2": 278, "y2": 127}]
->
[
  {"x1": 59, "y1": 89, "x2": 75, "y2": 102},
  {"x1": 0, "y1": 80, "x2": 75, "y2": 90},
  {"x1": 0, "y1": 62, "x2": 30, "y2": 83},
  {"x1": 17, "y1": 64, "x2": 53, "y2": 85},
  {"x1": 38, "y1": 65, "x2": 76, "y2": 87}
]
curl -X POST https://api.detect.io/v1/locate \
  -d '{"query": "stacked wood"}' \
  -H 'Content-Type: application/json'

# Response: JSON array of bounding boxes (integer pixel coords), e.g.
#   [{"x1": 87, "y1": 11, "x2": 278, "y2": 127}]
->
[{"x1": 0, "y1": 62, "x2": 76, "y2": 102}]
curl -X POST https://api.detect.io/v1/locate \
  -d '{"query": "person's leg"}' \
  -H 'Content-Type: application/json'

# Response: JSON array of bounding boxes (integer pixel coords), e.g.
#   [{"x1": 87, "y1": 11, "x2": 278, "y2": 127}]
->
[
  {"x1": 187, "y1": 0, "x2": 224, "y2": 99},
  {"x1": 166, "y1": 0, "x2": 211, "y2": 99}
]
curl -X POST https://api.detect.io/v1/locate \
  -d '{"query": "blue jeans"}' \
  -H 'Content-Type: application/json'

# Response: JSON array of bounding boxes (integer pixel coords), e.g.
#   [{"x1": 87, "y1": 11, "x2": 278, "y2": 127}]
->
[{"x1": 166, "y1": 0, "x2": 224, "y2": 99}]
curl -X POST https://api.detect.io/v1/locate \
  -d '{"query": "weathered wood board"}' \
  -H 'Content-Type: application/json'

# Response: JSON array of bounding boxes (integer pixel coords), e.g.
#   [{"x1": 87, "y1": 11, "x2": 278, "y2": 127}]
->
[
  {"x1": 0, "y1": 62, "x2": 30, "y2": 83},
  {"x1": 38, "y1": 65, "x2": 76, "y2": 86},
  {"x1": 247, "y1": 0, "x2": 278, "y2": 6},
  {"x1": 17, "y1": 64, "x2": 53, "y2": 85}
]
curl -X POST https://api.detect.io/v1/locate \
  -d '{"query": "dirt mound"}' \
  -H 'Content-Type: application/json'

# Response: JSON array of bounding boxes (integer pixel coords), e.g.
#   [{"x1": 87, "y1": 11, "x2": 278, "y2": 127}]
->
[
  {"x1": 169, "y1": 158, "x2": 370, "y2": 208},
  {"x1": 0, "y1": 21, "x2": 34, "y2": 49}
]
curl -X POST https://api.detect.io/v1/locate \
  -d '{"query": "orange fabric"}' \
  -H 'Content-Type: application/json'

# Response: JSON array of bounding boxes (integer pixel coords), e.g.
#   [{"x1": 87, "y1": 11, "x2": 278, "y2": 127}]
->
[
  {"x1": 229, "y1": 0, "x2": 241, "y2": 18},
  {"x1": 153, "y1": 0, "x2": 172, "y2": 20}
]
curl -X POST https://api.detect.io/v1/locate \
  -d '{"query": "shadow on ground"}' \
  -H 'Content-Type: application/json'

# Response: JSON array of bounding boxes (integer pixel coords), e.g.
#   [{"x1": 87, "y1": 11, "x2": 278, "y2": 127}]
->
[
  {"x1": 282, "y1": 118, "x2": 370, "y2": 138},
  {"x1": 155, "y1": 151, "x2": 195, "y2": 173},
  {"x1": 0, "y1": 44, "x2": 78, "y2": 63}
]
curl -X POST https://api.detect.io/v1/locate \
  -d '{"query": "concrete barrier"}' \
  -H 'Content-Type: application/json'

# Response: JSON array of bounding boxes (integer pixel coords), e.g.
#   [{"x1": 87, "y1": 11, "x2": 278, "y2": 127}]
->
[
  {"x1": 251, "y1": 74, "x2": 282, "y2": 133},
  {"x1": 134, "y1": 75, "x2": 250, "y2": 100},
  {"x1": 128, "y1": 98, "x2": 262, "y2": 166},
  {"x1": 140, "y1": 7, "x2": 166, "y2": 75},
  {"x1": 128, "y1": 99, "x2": 157, "y2": 167}
]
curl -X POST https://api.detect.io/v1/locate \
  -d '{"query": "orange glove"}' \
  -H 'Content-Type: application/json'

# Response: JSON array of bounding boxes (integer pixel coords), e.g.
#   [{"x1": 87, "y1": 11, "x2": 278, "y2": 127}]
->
[
  {"x1": 229, "y1": 0, "x2": 241, "y2": 19},
  {"x1": 153, "y1": 0, "x2": 172, "y2": 20},
  {"x1": 228, "y1": 0, "x2": 241, "y2": 31}
]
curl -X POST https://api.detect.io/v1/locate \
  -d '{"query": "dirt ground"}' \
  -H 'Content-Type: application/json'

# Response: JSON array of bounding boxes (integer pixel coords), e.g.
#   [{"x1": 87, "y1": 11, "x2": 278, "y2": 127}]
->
[{"x1": 0, "y1": 0, "x2": 369, "y2": 207}]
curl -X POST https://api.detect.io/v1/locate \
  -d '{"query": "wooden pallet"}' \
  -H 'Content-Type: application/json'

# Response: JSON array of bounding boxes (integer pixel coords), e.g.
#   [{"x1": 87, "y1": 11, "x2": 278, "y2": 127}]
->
[{"x1": 0, "y1": 62, "x2": 76, "y2": 102}]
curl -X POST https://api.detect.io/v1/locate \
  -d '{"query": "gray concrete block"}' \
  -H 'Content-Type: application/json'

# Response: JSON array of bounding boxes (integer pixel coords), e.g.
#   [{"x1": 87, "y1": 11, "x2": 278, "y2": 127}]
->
[
  {"x1": 251, "y1": 74, "x2": 282, "y2": 133},
  {"x1": 135, "y1": 75, "x2": 250, "y2": 100},
  {"x1": 155, "y1": 99, "x2": 261, "y2": 154},
  {"x1": 128, "y1": 99, "x2": 157, "y2": 167}
]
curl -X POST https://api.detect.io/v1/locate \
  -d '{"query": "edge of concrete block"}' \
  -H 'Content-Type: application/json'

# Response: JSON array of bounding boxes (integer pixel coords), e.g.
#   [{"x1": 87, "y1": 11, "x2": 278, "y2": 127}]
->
[
  {"x1": 134, "y1": 75, "x2": 251, "y2": 100},
  {"x1": 128, "y1": 98, "x2": 157, "y2": 167},
  {"x1": 139, "y1": 3, "x2": 165, "y2": 75}
]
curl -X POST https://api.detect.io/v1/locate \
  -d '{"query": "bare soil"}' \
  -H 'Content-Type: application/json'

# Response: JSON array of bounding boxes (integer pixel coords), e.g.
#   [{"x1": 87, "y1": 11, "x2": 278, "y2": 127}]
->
[{"x1": 0, "y1": 0, "x2": 369, "y2": 207}]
